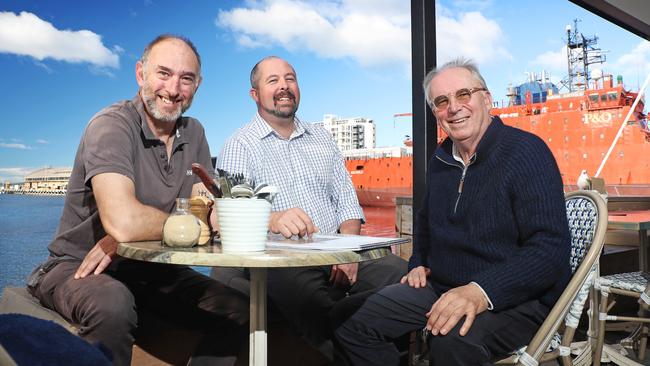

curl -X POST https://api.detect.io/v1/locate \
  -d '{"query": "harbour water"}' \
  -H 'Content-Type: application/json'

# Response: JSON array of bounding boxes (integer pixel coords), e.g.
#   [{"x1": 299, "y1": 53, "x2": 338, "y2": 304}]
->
[
  {"x1": 0, "y1": 195, "x2": 396, "y2": 299},
  {"x1": 0, "y1": 195, "x2": 65, "y2": 293}
]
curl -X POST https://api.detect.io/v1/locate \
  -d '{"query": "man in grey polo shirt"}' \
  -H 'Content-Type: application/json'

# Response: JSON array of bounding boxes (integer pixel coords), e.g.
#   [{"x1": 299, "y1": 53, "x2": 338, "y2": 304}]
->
[{"x1": 27, "y1": 35, "x2": 248, "y2": 366}]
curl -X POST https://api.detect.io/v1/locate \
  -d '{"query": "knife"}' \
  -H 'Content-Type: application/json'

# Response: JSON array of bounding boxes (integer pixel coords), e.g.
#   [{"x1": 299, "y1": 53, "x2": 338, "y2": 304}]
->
[{"x1": 191, "y1": 163, "x2": 222, "y2": 198}]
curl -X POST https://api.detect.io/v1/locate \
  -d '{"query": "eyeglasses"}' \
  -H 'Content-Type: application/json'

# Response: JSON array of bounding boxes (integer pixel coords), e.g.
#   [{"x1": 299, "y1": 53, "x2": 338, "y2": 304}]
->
[{"x1": 431, "y1": 87, "x2": 487, "y2": 110}]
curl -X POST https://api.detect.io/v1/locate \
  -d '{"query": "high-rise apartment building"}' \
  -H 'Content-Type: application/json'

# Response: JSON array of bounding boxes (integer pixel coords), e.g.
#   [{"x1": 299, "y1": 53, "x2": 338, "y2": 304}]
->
[{"x1": 313, "y1": 114, "x2": 376, "y2": 151}]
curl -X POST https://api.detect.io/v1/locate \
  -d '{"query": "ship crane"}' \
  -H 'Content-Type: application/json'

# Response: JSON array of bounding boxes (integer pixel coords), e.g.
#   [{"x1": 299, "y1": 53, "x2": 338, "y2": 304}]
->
[
  {"x1": 392, "y1": 112, "x2": 412, "y2": 126},
  {"x1": 392, "y1": 113, "x2": 413, "y2": 146}
]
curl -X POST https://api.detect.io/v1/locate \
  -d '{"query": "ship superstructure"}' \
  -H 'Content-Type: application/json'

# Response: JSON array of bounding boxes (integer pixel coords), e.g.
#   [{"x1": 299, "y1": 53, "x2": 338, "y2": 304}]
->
[{"x1": 490, "y1": 20, "x2": 649, "y2": 192}]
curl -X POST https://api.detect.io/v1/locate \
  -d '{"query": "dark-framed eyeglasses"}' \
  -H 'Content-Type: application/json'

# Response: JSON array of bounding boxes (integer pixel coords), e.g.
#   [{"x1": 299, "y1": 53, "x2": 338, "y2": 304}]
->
[{"x1": 431, "y1": 87, "x2": 487, "y2": 110}]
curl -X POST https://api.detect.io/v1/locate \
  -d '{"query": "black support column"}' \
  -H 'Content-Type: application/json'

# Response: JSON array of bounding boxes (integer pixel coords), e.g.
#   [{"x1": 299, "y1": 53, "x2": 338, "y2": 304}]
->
[{"x1": 411, "y1": 0, "x2": 437, "y2": 218}]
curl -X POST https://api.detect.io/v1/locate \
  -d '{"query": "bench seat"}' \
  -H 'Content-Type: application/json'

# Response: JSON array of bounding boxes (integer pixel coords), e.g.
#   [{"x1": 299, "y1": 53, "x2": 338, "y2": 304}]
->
[{"x1": 0, "y1": 287, "x2": 201, "y2": 365}]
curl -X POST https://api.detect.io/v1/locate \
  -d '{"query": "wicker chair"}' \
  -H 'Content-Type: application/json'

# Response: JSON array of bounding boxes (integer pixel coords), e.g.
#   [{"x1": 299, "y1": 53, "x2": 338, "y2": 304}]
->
[
  {"x1": 495, "y1": 190, "x2": 608, "y2": 366},
  {"x1": 593, "y1": 271, "x2": 650, "y2": 365}
]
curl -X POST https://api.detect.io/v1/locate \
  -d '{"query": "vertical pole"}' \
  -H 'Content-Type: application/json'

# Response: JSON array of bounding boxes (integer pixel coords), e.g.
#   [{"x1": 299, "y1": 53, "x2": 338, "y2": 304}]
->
[
  {"x1": 411, "y1": 0, "x2": 437, "y2": 219},
  {"x1": 249, "y1": 267, "x2": 267, "y2": 366}
]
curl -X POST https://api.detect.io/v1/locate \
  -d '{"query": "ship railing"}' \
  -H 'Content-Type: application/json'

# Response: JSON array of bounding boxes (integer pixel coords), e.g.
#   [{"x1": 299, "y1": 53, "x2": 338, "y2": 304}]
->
[{"x1": 343, "y1": 152, "x2": 413, "y2": 160}]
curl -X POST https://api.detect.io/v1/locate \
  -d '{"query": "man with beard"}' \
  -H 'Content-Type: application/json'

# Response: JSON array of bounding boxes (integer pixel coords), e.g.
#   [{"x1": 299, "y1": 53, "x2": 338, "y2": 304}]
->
[
  {"x1": 27, "y1": 35, "x2": 248, "y2": 366},
  {"x1": 210, "y1": 56, "x2": 407, "y2": 362}
]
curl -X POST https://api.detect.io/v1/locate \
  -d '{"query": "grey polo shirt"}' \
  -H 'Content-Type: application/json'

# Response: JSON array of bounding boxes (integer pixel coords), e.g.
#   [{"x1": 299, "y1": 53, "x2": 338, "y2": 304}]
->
[{"x1": 48, "y1": 95, "x2": 214, "y2": 260}]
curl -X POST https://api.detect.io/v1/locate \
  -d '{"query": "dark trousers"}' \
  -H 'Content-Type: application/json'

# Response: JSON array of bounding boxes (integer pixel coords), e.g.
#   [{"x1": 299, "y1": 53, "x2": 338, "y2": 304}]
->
[
  {"x1": 335, "y1": 282, "x2": 549, "y2": 366},
  {"x1": 211, "y1": 254, "x2": 407, "y2": 346},
  {"x1": 30, "y1": 258, "x2": 249, "y2": 366}
]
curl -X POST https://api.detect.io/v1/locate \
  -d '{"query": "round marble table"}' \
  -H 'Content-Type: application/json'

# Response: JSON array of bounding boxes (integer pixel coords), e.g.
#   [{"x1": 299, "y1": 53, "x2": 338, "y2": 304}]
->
[{"x1": 117, "y1": 240, "x2": 393, "y2": 366}]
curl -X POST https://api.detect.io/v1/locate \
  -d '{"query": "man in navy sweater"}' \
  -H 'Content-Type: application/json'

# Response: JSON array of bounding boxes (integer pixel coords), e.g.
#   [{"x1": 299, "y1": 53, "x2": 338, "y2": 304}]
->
[{"x1": 335, "y1": 58, "x2": 571, "y2": 365}]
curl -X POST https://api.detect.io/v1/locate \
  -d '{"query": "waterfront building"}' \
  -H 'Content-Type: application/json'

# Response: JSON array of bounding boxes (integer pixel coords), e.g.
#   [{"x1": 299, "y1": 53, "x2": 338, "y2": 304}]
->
[
  {"x1": 22, "y1": 167, "x2": 72, "y2": 194},
  {"x1": 313, "y1": 114, "x2": 376, "y2": 151}
]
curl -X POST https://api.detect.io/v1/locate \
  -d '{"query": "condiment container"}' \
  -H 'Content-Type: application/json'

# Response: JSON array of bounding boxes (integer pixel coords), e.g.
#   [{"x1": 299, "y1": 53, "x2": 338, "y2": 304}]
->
[
  {"x1": 163, "y1": 198, "x2": 201, "y2": 247},
  {"x1": 189, "y1": 196, "x2": 212, "y2": 245}
]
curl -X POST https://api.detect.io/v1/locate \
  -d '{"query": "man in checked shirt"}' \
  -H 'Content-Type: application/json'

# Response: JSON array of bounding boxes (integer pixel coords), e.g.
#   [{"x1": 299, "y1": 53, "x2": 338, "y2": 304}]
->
[{"x1": 210, "y1": 56, "x2": 407, "y2": 362}]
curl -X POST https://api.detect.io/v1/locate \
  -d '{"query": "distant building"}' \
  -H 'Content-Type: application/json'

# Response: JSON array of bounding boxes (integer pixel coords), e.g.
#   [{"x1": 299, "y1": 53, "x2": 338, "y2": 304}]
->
[
  {"x1": 313, "y1": 114, "x2": 376, "y2": 151},
  {"x1": 22, "y1": 167, "x2": 72, "y2": 193}
]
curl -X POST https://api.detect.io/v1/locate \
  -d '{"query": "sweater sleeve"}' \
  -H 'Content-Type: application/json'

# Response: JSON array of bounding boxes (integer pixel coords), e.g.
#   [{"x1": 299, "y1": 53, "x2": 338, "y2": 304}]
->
[{"x1": 472, "y1": 136, "x2": 571, "y2": 311}]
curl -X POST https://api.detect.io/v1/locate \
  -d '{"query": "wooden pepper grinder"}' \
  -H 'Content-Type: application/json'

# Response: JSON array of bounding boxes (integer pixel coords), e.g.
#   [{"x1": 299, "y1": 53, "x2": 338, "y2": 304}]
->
[{"x1": 189, "y1": 196, "x2": 213, "y2": 245}]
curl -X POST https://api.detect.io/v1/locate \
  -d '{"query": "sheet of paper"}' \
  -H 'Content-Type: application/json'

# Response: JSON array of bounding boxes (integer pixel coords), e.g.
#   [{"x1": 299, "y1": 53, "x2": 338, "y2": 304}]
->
[{"x1": 265, "y1": 233, "x2": 410, "y2": 251}]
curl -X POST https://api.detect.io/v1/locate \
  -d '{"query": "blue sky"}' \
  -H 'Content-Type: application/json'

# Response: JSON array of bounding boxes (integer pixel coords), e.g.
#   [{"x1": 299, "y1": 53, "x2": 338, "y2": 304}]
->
[{"x1": 1, "y1": 0, "x2": 648, "y2": 182}]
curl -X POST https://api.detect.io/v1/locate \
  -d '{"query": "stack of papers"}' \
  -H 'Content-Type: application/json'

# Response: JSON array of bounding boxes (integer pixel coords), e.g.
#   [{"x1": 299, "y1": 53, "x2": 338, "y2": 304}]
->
[{"x1": 265, "y1": 233, "x2": 410, "y2": 251}]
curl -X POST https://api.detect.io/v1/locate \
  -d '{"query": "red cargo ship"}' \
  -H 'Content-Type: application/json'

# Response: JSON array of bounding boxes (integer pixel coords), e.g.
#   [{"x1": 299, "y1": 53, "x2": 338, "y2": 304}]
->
[{"x1": 346, "y1": 21, "x2": 649, "y2": 206}]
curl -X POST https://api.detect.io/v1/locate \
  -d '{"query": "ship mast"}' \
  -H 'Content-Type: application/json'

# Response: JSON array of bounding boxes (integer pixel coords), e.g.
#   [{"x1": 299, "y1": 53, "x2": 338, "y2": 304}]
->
[{"x1": 561, "y1": 19, "x2": 606, "y2": 92}]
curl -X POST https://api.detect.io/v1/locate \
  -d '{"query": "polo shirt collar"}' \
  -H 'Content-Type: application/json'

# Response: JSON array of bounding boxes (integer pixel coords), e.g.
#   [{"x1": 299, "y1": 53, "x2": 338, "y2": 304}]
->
[{"x1": 132, "y1": 94, "x2": 188, "y2": 147}]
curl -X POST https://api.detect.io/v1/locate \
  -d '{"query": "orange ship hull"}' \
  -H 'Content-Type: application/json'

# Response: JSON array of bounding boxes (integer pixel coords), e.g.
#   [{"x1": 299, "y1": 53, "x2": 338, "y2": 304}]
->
[
  {"x1": 346, "y1": 157, "x2": 412, "y2": 206},
  {"x1": 345, "y1": 156, "x2": 413, "y2": 206}
]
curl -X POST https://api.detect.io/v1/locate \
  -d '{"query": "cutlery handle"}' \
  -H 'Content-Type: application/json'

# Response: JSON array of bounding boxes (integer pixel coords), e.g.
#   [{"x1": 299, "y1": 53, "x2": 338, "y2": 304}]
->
[{"x1": 191, "y1": 163, "x2": 222, "y2": 198}]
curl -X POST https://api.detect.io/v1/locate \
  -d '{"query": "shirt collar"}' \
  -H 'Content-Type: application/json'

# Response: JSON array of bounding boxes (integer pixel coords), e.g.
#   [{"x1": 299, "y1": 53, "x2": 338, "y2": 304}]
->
[
  {"x1": 251, "y1": 112, "x2": 310, "y2": 140},
  {"x1": 451, "y1": 143, "x2": 475, "y2": 167},
  {"x1": 133, "y1": 94, "x2": 187, "y2": 146},
  {"x1": 437, "y1": 116, "x2": 505, "y2": 165}
]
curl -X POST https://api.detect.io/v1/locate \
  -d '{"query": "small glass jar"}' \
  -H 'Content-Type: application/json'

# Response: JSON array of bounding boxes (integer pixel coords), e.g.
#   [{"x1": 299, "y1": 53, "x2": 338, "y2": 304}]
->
[{"x1": 163, "y1": 198, "x2": 201, "y2": 247}]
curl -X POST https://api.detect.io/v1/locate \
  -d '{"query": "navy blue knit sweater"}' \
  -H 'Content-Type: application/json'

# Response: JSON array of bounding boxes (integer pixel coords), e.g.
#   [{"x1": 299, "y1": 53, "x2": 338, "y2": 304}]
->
[{"x1": 409, "y1": 117, "x2": 571, "y2": 311}]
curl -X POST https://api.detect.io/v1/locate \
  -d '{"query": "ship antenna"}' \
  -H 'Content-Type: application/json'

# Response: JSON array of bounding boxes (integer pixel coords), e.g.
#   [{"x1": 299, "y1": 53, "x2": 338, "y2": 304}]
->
[
  {"x1": 560, "y1": 18, "x2": 606, "y2": 92},
  {"x1": 595, "y1": 72, "x2": 650, "y2": 178}
]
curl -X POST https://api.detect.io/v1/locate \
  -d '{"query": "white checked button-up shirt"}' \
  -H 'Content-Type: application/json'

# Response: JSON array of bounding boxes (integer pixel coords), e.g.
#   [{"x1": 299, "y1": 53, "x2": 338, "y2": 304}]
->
[{"x1": 217, "y1": 113, "x2": 364, "y2": 234}]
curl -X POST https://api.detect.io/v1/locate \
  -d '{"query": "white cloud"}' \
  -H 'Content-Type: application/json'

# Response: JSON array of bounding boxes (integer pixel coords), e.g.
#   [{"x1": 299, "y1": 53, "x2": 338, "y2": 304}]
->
[
  {"x1": 528, "y1": 46, "x2": 568, "y2": 85},
  {"x1": 216, "y1": 0, "x2": 410, "y2": 68},
  {"x1": 530, "y1": 46, "x2": 567, "y2": 73},
  {"x1": 443, "y1": 0, "x2": 494, "y2": 12},
  {"x1": 0, "y1": 167, "x2": 36, "y2": 183},
  {"x1": 613, "y1": 40, "x2": 650, "y2": 90},
  {"x1": 435, "y1": 11, "x2": 511, "y2": 65},
  {"x1": 0, "y1": 11, "x2": 120, "y2": 68},
  {"x1": 36, "y1": 139, "x2": 49, "y2": 144},
  {"x1": 0, "y1": 142, "x2": 30, "y2": 149},
  {"x1": 34, "y1": 60, "x2": 54, "y2": 73}
]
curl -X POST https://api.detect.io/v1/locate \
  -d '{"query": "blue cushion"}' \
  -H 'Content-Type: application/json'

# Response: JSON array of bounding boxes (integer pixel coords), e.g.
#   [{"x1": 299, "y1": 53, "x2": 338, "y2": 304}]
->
[{"x1": 0, "y1": 314, "x2": 111, "y2": 366}]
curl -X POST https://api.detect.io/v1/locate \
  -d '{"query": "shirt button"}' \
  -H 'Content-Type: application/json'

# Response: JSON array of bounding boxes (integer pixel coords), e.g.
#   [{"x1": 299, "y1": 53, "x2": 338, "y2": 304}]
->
[{"x1": 160, "y1": 153, "x2": 166, "y2": 159}]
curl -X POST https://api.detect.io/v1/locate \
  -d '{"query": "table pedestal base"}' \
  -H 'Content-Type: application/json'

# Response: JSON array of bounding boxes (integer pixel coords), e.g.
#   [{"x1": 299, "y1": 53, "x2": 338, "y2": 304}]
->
[{"x1": 250, "y1": 268, "x2": 267, "y2": 366}]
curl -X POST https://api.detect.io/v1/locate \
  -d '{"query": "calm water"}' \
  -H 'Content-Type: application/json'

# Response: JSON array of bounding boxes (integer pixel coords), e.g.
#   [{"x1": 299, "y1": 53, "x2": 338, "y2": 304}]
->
[
  {"x1": 0, "y1": 195, "x2": 65, "y2": 294},
  {"x1": 0, "y1": 195, "x2": 396, "y2": 299}
]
